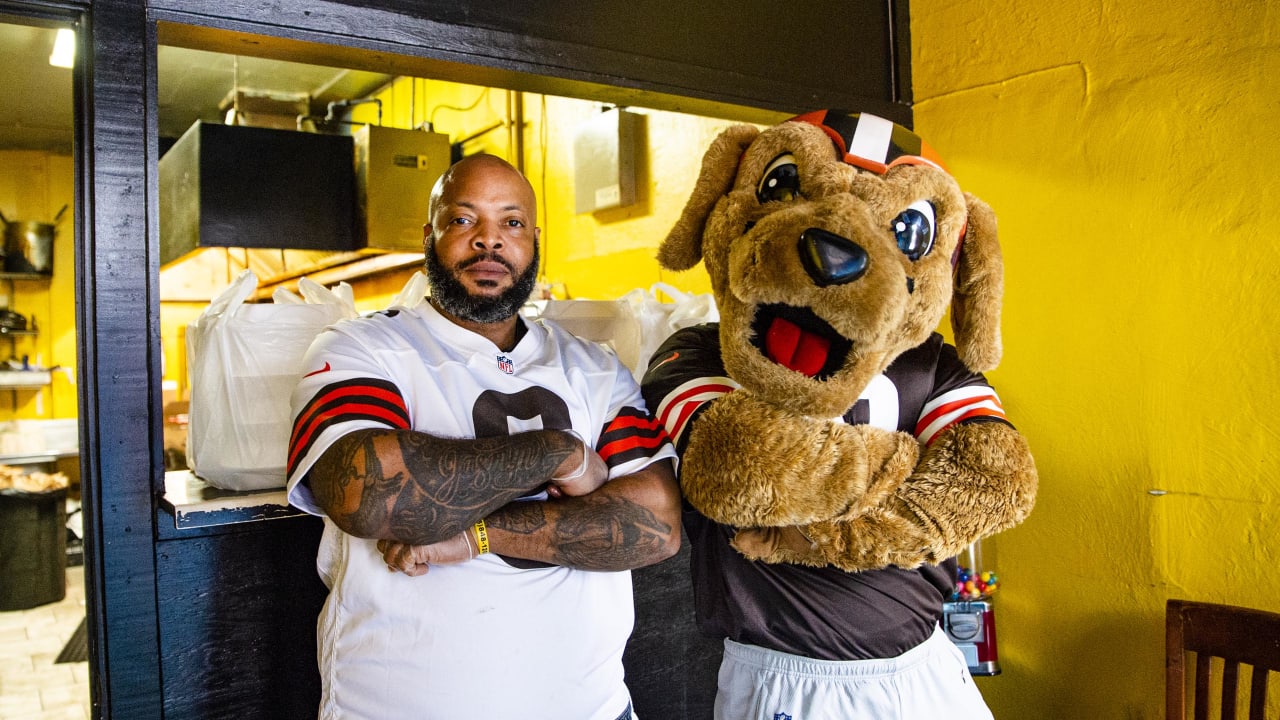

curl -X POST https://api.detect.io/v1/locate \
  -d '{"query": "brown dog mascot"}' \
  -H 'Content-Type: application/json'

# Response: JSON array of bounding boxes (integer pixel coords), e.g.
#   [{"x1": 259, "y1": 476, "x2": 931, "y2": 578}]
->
[{"x1": 641, "y1": 110, "x2": 1037, "y2": 718}]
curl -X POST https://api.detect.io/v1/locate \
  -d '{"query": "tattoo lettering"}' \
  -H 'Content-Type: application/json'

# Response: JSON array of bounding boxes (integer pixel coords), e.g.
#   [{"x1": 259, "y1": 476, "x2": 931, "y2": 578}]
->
[
  {"x1": 554, "y1": 495, "x2": 671, "y2": 570},
  {"x1": 312, "y1": 428, "x2": 575, "y2": 544},
  {"x1": 491, "y1": 501, "x2": 548, "y2": 536},
  {"x1": 489, "y1": 493, "x2": 674, "y2": 572}
]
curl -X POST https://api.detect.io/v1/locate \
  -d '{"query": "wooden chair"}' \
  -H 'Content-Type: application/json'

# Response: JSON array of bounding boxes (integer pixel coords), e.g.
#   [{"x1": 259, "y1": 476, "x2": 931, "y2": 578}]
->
[{"x1": 1167, "y1": 599, "x2": 1280, "y2": 720}]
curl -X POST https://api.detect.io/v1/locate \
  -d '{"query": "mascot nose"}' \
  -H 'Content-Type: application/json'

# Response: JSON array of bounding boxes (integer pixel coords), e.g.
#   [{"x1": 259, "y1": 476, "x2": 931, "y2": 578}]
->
[{"x1": 798, "y1": 228, "x2": 869, "y2": 286}]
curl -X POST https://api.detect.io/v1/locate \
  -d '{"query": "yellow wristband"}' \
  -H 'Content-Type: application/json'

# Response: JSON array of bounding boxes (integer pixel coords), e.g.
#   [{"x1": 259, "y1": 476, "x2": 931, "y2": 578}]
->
[{"x1": 472, "y1": 518, "x2": 490, "y2": 555}]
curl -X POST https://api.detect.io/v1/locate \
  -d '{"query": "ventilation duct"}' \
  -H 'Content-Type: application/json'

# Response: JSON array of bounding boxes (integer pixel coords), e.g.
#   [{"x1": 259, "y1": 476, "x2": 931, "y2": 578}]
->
[
  {"x1": 159, "y1": 121, "x2": 451, "y2": 300},
  {"x1": 159, "y1": 121, "x2": 358, "y2": 266}
]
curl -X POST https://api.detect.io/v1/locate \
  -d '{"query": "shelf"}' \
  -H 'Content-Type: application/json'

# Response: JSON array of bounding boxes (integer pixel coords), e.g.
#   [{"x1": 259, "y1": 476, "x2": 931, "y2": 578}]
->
[
  {"x1": 0, "y1": 370, "x2": 51, "y2": 387},
  {"x1": 0, "y1": 272, "x2": 51, "y2": 282},
  {"x1": 0, "y1": 273, "x2": 45, "y2": 343},
  {"x1": 1, "y1": 271, "x2": 44, "y2": 390},
  {"x1": 160, "y1": 470, "x2": 299, "y2": 530},
  {"x1": 0, "y1": 449, "x2": 78, "y2": 465}
]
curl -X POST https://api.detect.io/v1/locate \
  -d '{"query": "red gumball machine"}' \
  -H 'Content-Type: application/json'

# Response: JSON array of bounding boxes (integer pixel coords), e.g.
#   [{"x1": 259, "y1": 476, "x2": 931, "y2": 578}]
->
[{"x1": 942, "y1": 539, "x2": 1001, "y2": 676}]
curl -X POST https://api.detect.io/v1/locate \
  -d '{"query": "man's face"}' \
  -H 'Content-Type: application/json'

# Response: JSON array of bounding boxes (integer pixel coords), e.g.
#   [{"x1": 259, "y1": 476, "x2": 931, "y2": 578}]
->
[{"x1": 423, "y1": 158, "x2": 541, "y2": 324}]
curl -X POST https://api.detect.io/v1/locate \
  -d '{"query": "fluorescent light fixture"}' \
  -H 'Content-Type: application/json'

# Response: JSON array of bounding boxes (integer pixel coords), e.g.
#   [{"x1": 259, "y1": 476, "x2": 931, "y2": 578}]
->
[{"x1": 49, "y1": 28, "x2": 75, "y2": 69}]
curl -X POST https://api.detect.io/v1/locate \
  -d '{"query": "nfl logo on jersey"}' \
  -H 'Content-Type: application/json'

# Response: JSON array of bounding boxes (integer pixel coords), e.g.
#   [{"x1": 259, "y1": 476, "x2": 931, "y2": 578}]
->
[{"x1": 496, "y1": 355, "x2": 515, "y2": 374}]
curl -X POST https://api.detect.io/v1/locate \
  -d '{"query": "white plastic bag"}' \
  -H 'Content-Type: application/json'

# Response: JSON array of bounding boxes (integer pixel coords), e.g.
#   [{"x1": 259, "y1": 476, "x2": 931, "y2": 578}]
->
[
  {"x1": 299, "y1": 277, "x2": 356, "y2": 310},
  {"x1": 186, "y1": 270, "x2": 356, "y2": 491},
  {"x1": 388, "y1": 271, "x2": 429, "y2": 310},
  {"x1": 536, "y1": 298, "x2": 626, "y2": 345},
  {"x1": 613, "y1": 283, "x2": 718, "y2": 380},
  {"x1": 539, "y1": 283, "x2": 717, "y2": 381}
]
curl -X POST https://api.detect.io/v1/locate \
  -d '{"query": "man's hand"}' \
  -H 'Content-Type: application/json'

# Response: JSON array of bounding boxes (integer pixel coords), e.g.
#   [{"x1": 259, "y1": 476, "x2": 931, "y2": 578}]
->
[
  {"x1": 378, "y1": 532, "x2": 475, "y2": 576},
  {"x1": 545, "y1": 432, "x2": 609, "y2": 498}
]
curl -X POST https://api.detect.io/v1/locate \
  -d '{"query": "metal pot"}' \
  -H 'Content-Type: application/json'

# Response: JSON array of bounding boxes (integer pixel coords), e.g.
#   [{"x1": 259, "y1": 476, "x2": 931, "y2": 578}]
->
[{"x1": 3, "y1": 221, "x2": 55, "y2": 274}]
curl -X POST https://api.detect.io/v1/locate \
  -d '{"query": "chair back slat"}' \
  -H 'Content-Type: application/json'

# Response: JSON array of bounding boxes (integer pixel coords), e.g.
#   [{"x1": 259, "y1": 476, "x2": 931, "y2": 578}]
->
[
  {"x1": 1221, "y1": 661, "x2": 1239, "y2": 720},
  {"x1": 1193, "y1": 656, "x2": 1212, "y2": 720},
  {"x1": 1247, "y1": 668, "x2": 1268, "y2": 720},
  {"x1": 1167, "y1": 599, "x2": 1280, "y2": 720},
  {"x1": 1169, "y1": 608, "x2": 1188, "y2": 718}
]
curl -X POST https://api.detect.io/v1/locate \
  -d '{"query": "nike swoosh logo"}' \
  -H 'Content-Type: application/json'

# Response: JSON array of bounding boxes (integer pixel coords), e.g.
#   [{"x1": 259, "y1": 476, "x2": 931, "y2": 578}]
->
[
  {"x1": 303, "y1": 362, "x2": 331, "y2": 378},
  {"x1": 653, "y1": 351, "x2": 680, "y2": 369}
]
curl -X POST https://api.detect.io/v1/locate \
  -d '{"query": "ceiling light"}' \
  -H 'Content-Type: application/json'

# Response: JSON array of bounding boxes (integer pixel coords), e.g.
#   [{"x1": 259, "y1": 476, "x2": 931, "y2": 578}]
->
[{"x1": 49, "y1": 28, "x2": 75, "y2": 69}]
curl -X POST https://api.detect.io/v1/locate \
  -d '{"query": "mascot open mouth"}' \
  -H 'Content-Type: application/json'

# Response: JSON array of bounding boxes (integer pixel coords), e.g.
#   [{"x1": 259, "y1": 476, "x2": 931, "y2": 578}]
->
[{"x1": 750, "y1": 304, "x2": 852, "y2": 379}]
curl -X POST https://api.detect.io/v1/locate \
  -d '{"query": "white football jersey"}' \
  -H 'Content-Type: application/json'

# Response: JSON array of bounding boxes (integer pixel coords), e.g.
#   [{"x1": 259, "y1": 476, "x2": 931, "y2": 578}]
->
[{"x1": 287, "y1": 301, "x2": 673, "y2": 720}]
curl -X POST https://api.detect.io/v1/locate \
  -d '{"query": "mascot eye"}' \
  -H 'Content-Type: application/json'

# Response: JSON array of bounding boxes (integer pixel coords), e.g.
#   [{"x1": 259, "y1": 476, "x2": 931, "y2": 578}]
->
[
  {"x1": 892, "y1": 200, "x2": 936, "y2": 261},
  {"x1": 756, "y1": 153, "x2": 801, "y2": 203}
]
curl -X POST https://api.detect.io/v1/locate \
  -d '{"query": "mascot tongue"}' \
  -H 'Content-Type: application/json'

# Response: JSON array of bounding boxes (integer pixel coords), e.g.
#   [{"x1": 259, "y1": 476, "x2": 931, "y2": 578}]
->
[{"x1": 764, "y1": 317, "x2": 830, "y2": 377}]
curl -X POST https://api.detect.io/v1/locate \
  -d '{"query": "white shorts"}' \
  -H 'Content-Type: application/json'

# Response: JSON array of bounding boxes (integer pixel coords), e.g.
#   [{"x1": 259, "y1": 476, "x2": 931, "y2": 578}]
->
[{"x1": 713, "y1": 625, "x2": 993, "y2": 720}]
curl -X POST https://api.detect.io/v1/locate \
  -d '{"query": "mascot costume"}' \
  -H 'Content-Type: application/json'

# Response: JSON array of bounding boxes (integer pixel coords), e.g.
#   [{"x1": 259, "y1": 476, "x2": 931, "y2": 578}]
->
[{"x1": 641, "y1": 111, "x2": 1038, "y2": 719}]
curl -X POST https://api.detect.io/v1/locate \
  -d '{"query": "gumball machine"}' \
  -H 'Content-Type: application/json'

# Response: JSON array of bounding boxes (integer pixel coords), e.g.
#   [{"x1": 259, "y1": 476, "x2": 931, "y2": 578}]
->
[{"x1": 942, "y1": 539, "x2": 1001, "y2": 676}]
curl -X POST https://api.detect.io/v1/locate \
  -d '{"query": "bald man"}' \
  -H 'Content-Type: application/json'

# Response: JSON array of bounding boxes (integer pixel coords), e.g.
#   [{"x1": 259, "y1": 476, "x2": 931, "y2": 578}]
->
[{"x1": 287, "y1": 154, "x2": 680, "y2": 720}]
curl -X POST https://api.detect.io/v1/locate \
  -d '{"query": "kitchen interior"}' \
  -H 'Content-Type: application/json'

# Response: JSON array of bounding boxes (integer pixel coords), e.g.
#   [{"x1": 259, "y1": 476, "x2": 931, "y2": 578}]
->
[
  {"x1": 0, "y1": 11, "x2": 771, "y2": 718},
  {"x1": 0, "y1": 14, "x2": 85, "y2": 720}
]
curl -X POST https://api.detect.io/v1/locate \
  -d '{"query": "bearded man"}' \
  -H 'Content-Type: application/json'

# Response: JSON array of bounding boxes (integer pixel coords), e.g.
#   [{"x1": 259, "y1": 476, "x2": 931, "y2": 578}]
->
[{"x1": 286, "y1": 154, "x2": 679, "y2": 720}]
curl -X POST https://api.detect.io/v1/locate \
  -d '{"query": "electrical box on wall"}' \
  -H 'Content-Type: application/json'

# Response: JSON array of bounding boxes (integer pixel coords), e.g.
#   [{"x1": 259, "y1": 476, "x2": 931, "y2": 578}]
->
[
  {"x1": 354, "y1": 125, "x2": 452, "y2": 251},
  {"x1": 573, "y1": 108, "x2": 639, "y2": 214}
]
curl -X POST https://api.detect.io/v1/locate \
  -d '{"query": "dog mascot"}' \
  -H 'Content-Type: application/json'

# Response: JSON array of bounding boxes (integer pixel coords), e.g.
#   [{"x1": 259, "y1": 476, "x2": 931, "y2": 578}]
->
[{"x1": 641, "y1": 111, "x2": 1037, "y2": 719}]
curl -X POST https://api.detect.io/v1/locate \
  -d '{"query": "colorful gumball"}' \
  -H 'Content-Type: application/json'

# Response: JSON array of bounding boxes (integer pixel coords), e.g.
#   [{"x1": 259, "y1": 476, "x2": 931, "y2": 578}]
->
[{"x1": 951, "y1": 565, "x2": 1004, "y2": 600}]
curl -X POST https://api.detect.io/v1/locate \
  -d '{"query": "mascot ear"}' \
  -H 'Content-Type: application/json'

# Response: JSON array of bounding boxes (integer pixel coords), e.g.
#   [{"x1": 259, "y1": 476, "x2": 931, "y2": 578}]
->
[
  {"x1": 950, "y1": 192, "x2": 1004, "y2": 372},
  {"x1": 657, "y1": 124, "x2": 759, "y2": 271}
]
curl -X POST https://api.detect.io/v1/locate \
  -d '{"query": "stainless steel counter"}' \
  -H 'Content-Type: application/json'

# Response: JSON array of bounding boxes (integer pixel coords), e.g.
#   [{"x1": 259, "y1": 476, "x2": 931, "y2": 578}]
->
[{"x1": 160, "y1": 470, "x2": 302, "y2": 531}]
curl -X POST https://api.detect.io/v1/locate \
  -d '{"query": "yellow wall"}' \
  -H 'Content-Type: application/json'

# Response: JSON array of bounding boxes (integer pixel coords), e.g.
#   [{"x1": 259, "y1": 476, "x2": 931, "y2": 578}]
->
[
  {"x1": 0, "y1": 150, "x2": 77, "y2": 420},
  {"x1": 914, "y1": 1, "x2": 1280, "y2": 717},
  {"x1": 349, "y1": 80, "x2": 728, "y2": 302},
  {"x1": 525, "y1": 97, "x2": 724, "y2": 299}
]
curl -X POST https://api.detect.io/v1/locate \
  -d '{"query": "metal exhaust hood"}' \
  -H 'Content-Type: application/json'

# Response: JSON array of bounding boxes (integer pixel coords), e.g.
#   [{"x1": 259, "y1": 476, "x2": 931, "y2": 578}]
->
[
  {"x1": 159, "y1": 121, "x2": 452, "y2": 300},
  {"x1": 160, "y1": 121, "x2": 360, "y2": 266}
]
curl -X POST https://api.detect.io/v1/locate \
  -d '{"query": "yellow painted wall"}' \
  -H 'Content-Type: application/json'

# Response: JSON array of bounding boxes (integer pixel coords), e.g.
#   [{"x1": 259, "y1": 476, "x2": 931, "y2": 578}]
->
[
  {"x1": 0, "y1": 150, "x2": 77, "y2": 420},
  {"x1": 349, "y1": 80, "x2": 729, "y2": 302},
  {"x1": 913, "y1": 1, "x2": 1280, "y2": 716},
  {"x1": 527, "y1": 97, "x2": 723, "y2": 300}
]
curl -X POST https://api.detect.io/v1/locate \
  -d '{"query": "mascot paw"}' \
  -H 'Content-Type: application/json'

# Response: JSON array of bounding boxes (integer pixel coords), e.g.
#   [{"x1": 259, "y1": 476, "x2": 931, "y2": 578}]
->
[
  {"x1": 731, "y1": 526, "x2": 829, "y2": 567},
  {"x1": 803, "y1": 512, "x2": 933, "y2": 572},
  {"x1": 681, "y1": 390, "x2": 921, "y2": 527}
]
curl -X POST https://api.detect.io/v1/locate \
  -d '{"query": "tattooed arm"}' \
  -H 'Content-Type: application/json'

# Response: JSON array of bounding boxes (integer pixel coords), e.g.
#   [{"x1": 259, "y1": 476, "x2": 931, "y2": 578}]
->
[
  {"x1": 377, "y1": 457, "x2": 681, "y2": 573},
  {"x1": 484, "y1": 458, "x2": 680, "y2": 571},
  {"x1": 307, "y1": 427, "x2": 593, "y2": 545}
]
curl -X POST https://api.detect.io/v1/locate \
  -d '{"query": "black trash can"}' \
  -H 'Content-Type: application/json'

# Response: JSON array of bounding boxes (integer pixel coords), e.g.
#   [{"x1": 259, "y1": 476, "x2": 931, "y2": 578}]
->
[{"x1": 0, "y1": 487, "x2": 68, "y2": 611}]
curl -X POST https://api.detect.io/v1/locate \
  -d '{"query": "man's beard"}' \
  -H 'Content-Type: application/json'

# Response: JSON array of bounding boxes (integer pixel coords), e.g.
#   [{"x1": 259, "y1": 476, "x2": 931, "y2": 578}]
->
[{"x1": 425, "y1": 242, "x2": 540, "y2": 324}]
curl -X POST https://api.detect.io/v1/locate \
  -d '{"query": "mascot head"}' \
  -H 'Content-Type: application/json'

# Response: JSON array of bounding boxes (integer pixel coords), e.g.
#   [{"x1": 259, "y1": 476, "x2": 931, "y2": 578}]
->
[{"x1": 659, "y1": 111, "x2": 1003, "y2": 418}]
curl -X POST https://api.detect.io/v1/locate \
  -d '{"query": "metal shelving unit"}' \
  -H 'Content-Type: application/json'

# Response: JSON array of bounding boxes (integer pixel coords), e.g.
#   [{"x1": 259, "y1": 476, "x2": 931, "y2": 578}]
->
[{"x1": 0, "y1": 271, "x2": 51, "y2": 392}]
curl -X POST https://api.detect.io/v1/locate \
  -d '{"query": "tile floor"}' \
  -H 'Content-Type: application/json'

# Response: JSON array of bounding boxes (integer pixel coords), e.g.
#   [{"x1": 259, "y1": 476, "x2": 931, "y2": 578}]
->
[{"x1": 0, "y1": 566, "x2": 90, "y2": 719}]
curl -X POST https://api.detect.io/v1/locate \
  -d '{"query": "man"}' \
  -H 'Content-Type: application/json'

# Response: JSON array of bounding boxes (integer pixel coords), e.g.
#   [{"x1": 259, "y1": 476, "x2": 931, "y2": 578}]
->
[{"x1": 286, "y1": 154, "x2": 680, "y2": 720}]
